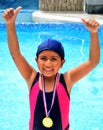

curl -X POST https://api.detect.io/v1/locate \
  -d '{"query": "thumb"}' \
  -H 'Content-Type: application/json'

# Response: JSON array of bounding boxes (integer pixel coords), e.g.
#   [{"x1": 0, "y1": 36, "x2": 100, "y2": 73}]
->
[
  {"x1": 15, "y1": 6, "x2": 22, "y2": 17},
  {"x1": 81, "y1": 18, "x2": 87, "y2": 25}
]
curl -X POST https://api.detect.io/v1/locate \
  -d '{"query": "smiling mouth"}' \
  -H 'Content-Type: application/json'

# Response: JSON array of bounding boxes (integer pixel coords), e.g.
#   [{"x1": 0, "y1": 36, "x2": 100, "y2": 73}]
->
[{"x1": 43, "y1": 68, "x2": 53, "y2": 72}]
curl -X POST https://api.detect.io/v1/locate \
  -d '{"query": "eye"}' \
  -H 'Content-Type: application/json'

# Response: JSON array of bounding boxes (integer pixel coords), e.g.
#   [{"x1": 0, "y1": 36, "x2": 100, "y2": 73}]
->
[
  {"x1": 51, "y1": 57, "x2": 57, "y2": 61},
  {"x1": 40, "y1": 57, "x2": 47, "y2": 61}
]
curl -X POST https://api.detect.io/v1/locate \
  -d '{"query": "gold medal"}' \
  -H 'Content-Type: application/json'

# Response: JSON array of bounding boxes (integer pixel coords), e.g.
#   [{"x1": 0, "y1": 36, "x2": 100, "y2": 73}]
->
[{"x1": 42, "y1": 117, "x2": 53, "y2": 128}]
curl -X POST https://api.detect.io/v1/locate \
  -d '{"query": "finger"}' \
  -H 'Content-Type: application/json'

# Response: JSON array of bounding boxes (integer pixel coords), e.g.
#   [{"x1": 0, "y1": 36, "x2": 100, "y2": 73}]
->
[
  {"x1": 15, "y1": 6, "x2": 22, "y2": 16},
  {"x1": 2, "y1": 8, "x2": 13, "y2": 18},
  {"x1": 81, "y1": 18, "x2": 86, "y2": 23},
  {"x1": 81, "y1": 18, "x2": 88, "y2": 26},
  {"x1": 88, "y1": 19, "x2": 99, "y2": 27},
  {"x1": 2, "y1": 9, "x2": 9, "y2": 17},
  {"x1": 7, "y1": 8, "x2": 14, "y2": 17},
  {"x1": 92, "y1": 20, "x2": 99, "y2": 27}
]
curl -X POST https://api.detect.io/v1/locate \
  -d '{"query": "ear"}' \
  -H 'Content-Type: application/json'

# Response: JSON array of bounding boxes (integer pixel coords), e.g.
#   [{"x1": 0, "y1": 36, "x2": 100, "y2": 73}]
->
[
  {"x1": 35, "y1": 58, "x2": 38, "y2": 63},
  {"x1": 61, "y1": 59, "x2": 65, "y2": 67}
]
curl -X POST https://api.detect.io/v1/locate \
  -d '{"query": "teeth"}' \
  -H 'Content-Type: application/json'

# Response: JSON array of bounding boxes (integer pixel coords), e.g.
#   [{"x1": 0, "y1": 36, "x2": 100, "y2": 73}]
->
[{"x1": 45, "y1": 68, "x2": 52, "y2": 71}]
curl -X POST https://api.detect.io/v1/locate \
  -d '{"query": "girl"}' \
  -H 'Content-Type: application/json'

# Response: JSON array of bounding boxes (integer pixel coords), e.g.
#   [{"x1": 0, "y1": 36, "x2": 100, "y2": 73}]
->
[{"x1": 2, "y1": 6, "x2": 100, "y2": 130}]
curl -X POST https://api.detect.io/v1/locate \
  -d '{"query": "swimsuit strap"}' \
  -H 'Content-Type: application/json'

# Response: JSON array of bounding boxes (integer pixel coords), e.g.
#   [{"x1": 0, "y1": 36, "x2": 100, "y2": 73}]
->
[
  {"x1": 59, "y1": 74, "x2": 70, "y2": 98},
  {"x1": 31, "y1": 72, "x2": 40, "y2": 90}
]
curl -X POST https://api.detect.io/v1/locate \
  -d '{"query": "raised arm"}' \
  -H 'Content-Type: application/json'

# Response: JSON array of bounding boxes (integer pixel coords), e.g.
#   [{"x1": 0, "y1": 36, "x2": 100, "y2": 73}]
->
[
  {"x1": 2, "y1": 7, "x2": 37, "y2": 88},
  {"x1": 64, "y1": 19, "x2": 100, "y2": 91}
]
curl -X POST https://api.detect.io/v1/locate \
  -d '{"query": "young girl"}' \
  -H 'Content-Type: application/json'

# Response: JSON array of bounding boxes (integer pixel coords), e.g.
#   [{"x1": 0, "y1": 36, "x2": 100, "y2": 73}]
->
[{"x1": 2, "y1": 6, "x2": 100, "y2": 130}]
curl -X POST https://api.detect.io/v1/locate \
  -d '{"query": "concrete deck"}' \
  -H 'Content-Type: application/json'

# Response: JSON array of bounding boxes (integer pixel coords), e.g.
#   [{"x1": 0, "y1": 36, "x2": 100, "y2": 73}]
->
[{"x1": 32, "y1": 11, "x2": 103, "y2": 25}]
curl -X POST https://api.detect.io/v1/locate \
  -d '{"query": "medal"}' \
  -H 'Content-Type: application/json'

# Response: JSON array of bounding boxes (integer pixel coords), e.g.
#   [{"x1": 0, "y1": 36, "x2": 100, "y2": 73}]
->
[
  {"x1": 41, "y1": 73, "x2": 59, "y2": 128},
  {"x1": 42, "y1": 117, "x2": 53, "y2": 128}
]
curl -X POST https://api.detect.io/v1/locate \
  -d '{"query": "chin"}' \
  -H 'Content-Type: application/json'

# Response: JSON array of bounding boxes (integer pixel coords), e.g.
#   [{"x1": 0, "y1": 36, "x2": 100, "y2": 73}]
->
[{"x1": 43, "y1": 72, "x2": 56, "y2": 77}]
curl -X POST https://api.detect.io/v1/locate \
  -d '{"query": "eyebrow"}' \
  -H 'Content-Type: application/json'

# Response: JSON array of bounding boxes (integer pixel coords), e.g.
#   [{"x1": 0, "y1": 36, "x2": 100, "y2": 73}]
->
[{"x1": 39, "y1": 55, "x2": 59, "y2": 58}]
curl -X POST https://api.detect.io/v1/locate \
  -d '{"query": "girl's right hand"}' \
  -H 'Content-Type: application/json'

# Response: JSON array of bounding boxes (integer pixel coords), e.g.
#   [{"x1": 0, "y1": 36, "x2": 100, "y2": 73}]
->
[{"x1": 2, "y1": 6, "x2": 22, "y2": 24}]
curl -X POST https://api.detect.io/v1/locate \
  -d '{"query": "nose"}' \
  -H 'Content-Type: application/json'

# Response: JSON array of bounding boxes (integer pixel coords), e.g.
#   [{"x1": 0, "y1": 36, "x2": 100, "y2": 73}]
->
[{"x1": 45, "y1": 59, "x2": 52, "y2": 67}]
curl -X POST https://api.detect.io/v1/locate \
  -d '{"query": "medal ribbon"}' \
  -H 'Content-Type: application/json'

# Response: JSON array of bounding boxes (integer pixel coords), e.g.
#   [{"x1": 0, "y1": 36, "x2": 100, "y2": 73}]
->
[{"x1": 41, "y1": 73, "x2": 58, "y2": 117}]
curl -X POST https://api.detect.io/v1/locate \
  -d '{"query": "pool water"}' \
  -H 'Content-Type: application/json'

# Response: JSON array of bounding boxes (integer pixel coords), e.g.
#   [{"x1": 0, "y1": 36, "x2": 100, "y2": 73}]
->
[{"x1": 0, "y1": 23, "x2": 103, "y2": 130}]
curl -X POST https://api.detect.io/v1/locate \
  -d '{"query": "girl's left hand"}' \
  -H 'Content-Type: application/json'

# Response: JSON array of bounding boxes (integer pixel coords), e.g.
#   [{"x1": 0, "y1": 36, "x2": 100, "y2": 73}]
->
[{"x1": 81, "y1": 18, "x2": 99, "y2": 33}]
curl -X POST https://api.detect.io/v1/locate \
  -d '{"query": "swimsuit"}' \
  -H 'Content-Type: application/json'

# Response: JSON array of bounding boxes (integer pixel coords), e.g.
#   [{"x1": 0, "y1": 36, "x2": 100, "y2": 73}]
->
[{"x1": 29, "y1": 73, "x2": 70, "y2": 130}]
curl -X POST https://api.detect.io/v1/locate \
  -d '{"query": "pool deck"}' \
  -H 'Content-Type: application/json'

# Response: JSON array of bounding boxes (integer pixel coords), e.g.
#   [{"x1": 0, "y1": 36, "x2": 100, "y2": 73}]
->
[{"x1": 32, "y1": 11, "x2": 103, "y2": 25}]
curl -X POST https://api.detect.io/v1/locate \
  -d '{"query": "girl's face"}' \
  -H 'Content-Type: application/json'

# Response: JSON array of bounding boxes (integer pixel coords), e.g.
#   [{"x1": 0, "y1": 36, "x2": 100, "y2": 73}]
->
[{"x1": 36, "y1": 50, "x2": 65, "y2": 77}]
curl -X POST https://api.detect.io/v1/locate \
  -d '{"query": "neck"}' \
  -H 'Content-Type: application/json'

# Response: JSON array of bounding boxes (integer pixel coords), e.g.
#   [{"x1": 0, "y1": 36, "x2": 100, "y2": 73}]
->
[{"x1": 41, "y1": 73, "x2": 58, "y2": 92}]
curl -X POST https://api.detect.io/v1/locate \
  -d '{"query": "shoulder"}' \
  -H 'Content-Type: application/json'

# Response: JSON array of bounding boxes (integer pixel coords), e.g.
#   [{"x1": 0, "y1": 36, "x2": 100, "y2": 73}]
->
[
  {"x1": 63, "y1": 72, "x2": 74, "y2": 94},
  {"x1": 31, "y1": 72, "x2": 40, "y2": 87},
  {"x1": 28, "y1": 71, "x2": 39, "y2": 90}
]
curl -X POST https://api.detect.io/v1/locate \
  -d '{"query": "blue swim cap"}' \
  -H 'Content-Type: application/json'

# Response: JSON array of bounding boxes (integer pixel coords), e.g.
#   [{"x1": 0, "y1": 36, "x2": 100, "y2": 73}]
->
[{"x1": 36, "y1": 39, "x2": 65, "y2": 60}]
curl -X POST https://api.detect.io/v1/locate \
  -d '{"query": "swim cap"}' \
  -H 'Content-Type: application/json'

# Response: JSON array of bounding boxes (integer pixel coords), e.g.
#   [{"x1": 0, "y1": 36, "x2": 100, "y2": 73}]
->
[{"x1": 36, "y1": 39, "x2": 65, "y2": 60}]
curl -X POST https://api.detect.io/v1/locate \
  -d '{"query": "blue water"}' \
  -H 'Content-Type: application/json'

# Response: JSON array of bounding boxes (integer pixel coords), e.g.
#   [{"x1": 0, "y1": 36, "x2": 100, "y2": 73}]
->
[{"x1": 0, "y1": 23, "x2": 103, "y2": 130}]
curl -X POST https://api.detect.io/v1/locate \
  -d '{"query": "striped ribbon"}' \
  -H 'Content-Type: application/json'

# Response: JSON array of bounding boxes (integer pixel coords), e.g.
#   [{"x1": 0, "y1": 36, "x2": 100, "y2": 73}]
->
[{"x1": 41, "y1": 73, "x2": 58, "y2": 117}]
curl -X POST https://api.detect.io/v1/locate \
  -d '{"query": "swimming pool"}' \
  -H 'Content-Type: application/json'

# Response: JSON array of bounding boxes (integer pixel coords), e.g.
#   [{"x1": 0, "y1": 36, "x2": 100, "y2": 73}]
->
[{"x1": 0, "y1": 23, "x2": 103, "y2": 130}]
